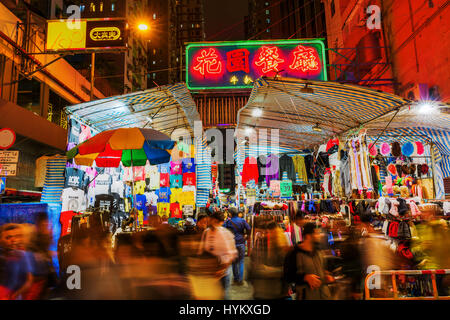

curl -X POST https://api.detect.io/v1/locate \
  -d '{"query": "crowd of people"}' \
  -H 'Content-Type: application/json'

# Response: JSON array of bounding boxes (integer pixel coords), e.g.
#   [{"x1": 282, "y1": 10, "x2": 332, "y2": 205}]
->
[{"x1": 0, "y1": 206, "x2": 449, "y2": 300}]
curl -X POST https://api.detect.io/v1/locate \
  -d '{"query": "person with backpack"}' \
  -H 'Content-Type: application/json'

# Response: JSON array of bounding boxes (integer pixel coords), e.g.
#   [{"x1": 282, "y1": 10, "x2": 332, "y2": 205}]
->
[
  {"x1": 223, "y1": 207, "x2": 251, "y2": 286},
  {"x1": 284, "y1": 222, "x2": 335, "y2": 300}
]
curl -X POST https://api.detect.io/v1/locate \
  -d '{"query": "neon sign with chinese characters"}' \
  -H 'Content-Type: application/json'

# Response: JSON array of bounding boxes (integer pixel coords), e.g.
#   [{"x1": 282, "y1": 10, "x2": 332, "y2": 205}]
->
[{"x1": 186, "y1": 39, "x2": 327, "y2": 90}]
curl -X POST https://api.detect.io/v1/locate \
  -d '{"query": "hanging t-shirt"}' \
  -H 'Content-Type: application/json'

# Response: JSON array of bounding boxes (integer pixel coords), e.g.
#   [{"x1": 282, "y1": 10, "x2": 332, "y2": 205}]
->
[
  {"x1": 146, "y1": 165, "x2": 160, "y2": 189},
  {"x1": 145, "y1": 191, "x2": 158, "y2": 206},
  {"x1": 94, "y1": 174, "x2": 112, "y2": 196},
  {"x1": 94, "y1": 194, "x2": 116, "y2": 212},
  {"x1": 133, "y1": 166, "x2": 146, "y2": 181},
  {"x1": 280, "y1": 180, "x2": 293, "y2": 197},
  {"x1": 134, "y1": 180, "x2": 147, "y2": 195},
  {"x1": 60, "y1": 211, "x2": 79, "y2": 237},
  {"x1": 170, "y1": 202, "x2": 182, "y2": 218},
  {"x1": 135, "y1": 194, "x2": 148, "y2": 215},
  {"x1": 170, "y1": 188, "x2": 183, "y2": 203},
  {"x1": 183, "y1": 173, "x2": 196, "y2": 186},
  {"x1": 160, "y1": 173, "x2": 170, "y2": 187},
  {"x1": 110, "y1": 180, "x2": 125, "y2": 198},
  {"x1": 170, "y1": 175, "x2": 183, "y2": 188},
  {"x1": 170, "y1": 161, "x2": 183, "y2": 175},
  {"x1": 79, "y1": 125, "x2": 92, "y2": 143},
  {"x1": 61, "y1": 188, "x2": 86, "y2": 212},
  {"x1": 182, "y1": 158, "x2": 196, "y2": 173},
  {"x1": 180, "y1": 185, "x2": 196, "y2": 208},
  {"x1": 65, "y1": 167, "x2": 86, "y2": 189},
  {"x1": 158, "y1": 163, "x2": 171, "y2": 174},
  {"x1": 111, "y1": 193, "x2": 125, "y2": 212},
  {"x1": 157, "y1": 202, "x2": 170, "y2": 217},
  {"x1": 156, "y1": 187, "x2": 171, "y2": 203}
]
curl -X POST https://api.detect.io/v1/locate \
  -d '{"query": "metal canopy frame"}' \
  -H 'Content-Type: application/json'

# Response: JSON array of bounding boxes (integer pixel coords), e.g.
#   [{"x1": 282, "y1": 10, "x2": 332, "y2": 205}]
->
[
  {"x1": 236, "y1": 76, "x2": 450, "y2": 151},
  {"x1": 64, "y1": 82, "x2": 201, "y2": 137}
]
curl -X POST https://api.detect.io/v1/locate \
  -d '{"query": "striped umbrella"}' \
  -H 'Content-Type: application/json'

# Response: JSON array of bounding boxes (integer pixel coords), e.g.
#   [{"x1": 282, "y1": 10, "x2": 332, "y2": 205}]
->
[{"x1": 66, "y1": 127, "x2": 175, "y2": 167}]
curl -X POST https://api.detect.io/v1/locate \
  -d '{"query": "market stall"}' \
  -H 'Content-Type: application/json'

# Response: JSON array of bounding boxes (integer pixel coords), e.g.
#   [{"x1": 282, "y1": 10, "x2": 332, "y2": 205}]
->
[
  {"x1": 235, "y1": 76, "x2": 450, "y2": 248},
  {"x1": 35, "y1": 83, "x2": 213, "y2": 273}
]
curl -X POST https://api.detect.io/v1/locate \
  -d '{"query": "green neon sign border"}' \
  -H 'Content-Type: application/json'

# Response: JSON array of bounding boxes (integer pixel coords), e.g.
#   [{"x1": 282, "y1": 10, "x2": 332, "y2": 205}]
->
[{"x1": 185, "y1": 38, "x2": 328, "y2": 90}]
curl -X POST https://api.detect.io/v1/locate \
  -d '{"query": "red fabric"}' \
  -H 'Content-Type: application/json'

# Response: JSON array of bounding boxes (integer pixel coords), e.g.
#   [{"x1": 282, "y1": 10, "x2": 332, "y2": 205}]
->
[
  {"x1": 78, "y1": 130, "x2": 115, "y2": 154},
  {"x1": 60, "y1": 211, "x2": 79, "y2": 237},
  {"x1": 182, "y1": 173, "x2": 196, "y2": 186},
  {"x1": 159, "y1": 173, "x2": 170, "y2": 187},
  {"x1": 170, "y1": 202, "x2": 182, "y2": 218},
  {"x1": 326, "y1": 138, "x2": 339, "y2": 152},
  {"x1": 94, "y1": 144, "x2": 123, "y2": 167},
  {"x1": 388, "y1": 221, "x2": 399, "y2": 237},
  {"x1": 0, "y1": 286, "x2": 12, "y2": 300},
  {"x1": 241, "y1": 157, "x2": 259, "y2": 187}
]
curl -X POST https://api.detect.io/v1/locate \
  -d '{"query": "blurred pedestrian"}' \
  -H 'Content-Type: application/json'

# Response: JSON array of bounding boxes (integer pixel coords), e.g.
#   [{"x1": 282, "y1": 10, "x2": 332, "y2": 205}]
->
[
  {"x1": 295, "y1": 222, "x2": 334, "y2": 300},
  {"x1": 249, "y1": 221, "x2": 290, "y2": 299},
  {"x1": 198, "y1": 211, "x2": 237, "y2": 299},
  {"x1": 223, "y1": 207, "x2": 251, "y2": 285},
  {"x1": 0, "y1": 224, "x2": 33, "y2": 300}
]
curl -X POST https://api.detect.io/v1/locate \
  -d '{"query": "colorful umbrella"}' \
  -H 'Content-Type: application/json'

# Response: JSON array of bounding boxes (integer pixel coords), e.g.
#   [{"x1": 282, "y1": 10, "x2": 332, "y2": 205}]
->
[{"x1": 66, "y1": 128, "x2": 175, "y2": 167}]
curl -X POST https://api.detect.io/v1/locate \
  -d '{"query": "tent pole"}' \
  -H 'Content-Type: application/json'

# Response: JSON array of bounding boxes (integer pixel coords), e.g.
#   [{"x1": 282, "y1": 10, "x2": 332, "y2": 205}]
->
[
  {"x1": 131, "y1": 156, "x2": 137, "y2": 231},
  {"x1": 430, "y1": 141, "x2": 438, "y2": 199}
]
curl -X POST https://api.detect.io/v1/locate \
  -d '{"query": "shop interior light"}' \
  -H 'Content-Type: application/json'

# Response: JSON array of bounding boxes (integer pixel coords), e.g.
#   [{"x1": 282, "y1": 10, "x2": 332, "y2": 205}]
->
[
  {"x1": 252, "y1": 108, "x2": 263, "y2": 117},
  {"x1": 312, "y1": 123, "x2": 322, "y2": 132},
  {"x1": 146, "y1": 116, "x2": 153, "y2": 123}
]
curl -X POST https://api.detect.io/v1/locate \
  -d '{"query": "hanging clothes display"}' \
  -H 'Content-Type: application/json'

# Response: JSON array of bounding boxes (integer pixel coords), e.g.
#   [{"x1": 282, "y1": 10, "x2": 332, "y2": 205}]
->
[{"x1": 279, "y1": 154, "x2": 296, "y2": 182}]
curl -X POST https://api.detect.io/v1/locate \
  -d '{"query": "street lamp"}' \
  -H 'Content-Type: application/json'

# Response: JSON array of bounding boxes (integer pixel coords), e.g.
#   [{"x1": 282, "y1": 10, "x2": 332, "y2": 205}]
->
[{"x1": 138, "y1": 23, "x2": 149, "y2": 31}]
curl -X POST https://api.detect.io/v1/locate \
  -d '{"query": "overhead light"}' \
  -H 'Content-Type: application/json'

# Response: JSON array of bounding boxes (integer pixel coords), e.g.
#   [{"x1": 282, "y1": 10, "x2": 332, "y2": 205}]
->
[
  {"x1": 312, "y1": 123, "x2": 322, "y2": 132},
  {"x1": 301, "y1": 84, "x2": 314, "y2": 94},
  {"x1": 146, "y1": 116, "x2": 153, "y2": 123},
  {"x1": 417, "y1": 101, "x2": 438, "y2": 114},
  {"x1": 245, "y1": 127, "x2": 254, "y2": 135},
  {"x1": 252, "y1": 108, "x2": 263, "y2": 117}
]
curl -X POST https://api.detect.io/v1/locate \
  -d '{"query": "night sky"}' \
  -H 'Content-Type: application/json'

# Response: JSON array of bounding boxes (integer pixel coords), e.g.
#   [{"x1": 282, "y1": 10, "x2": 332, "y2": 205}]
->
[{"x1": 204, "y1": 0, "x2": 248, "y2": 41}]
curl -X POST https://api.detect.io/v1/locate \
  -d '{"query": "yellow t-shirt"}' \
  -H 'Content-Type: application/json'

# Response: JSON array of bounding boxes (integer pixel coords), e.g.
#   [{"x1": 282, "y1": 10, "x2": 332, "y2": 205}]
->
[
  {"x1": 157, "y1": 203, "x2": 170, "y2": 218},
  {"x1": 179, "y1": 191, "x2": 195, "y2": 208},
  {"x1": 170, "y1": 188, "x2": 183, "y2": 203},
  {"x1": 134, "y1": 181, "x2": 146, "y2": 195}
]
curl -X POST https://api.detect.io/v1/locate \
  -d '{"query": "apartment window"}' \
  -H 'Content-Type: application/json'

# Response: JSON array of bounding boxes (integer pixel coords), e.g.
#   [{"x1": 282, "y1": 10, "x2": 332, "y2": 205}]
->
[
  {"x1": 266, "y1": 10, "x2": 269, "y2": 15},
  {"x1": 99, "y1": 1, "x2": 103, "y2": 12},
  {"x1": 153, "y1": 13, "x2": 156, "y2": 19},
  {"x1": 153, "y1": 73, "x2": 156, "y2": 79},
  {"x1": 90, "y1": 2, "x2": 95, "y2": 12},
  {"x1": 266, "y1": 18, "x2": 270, "y2": 24},
  {"x1": 265, "y1": 2, "x2": 269, "y2": 6},
  {"x1": 80, "y1": 5, "x2": 85, "y2": 12},
  {"x1": 153, "y1": 49, "x2": 156, "y2": 55},
  {"x1": 180, "y1": 24, "x2": 183, "y2": 28},
  {"x1": 153, "y1": 61, "x2": 156, "y2": 65},
  {"x1": 266, "y1": 29, "x2": 270, "y2": 33},
  {"x1": 192, "y1": 24, "x2": 194, "y2": 28}
]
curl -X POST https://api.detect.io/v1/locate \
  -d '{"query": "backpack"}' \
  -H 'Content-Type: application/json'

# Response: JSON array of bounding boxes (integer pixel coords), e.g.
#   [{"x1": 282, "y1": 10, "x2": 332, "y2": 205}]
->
[{"x1": 283, "y1": 245, "x2": 300, "y2": 283}]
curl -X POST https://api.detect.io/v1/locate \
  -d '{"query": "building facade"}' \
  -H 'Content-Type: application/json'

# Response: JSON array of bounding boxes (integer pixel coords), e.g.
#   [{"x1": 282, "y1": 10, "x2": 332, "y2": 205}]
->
[
  {"x1": 321, "y1": 0, "x2": 449, "y2": 101},
  {"x1": 245, "y1": 0, "x2": 327, "y2": 40},
  {"x1": 0, "y1": 1, "x2": 105, "y2": 190},
  {"x1": 147, "y1": 0, "x2": 205, "y2": 88}
]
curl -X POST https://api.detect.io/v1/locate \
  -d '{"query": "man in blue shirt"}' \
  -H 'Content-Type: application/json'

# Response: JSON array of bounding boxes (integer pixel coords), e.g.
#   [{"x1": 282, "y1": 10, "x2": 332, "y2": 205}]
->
[
  {"x1": 223, "y1": 207, "x2": 251, "y2": 285},
  {"x1": 0, "y1": 224, "x2": 33, "y2": 300}
]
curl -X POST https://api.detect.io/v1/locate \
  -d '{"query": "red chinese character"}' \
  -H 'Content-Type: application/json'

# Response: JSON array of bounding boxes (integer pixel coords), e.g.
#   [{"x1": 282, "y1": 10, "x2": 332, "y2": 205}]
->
[
  {"x1": 289, "y1": 45, "x2": 320, "y2": 72},
  {"x1": 226, "y1": 48, "x2": 250, "y2": 73},
  {"x1": 193, "y1": 48, "x2": 223, "y2": 76},
  {"x1": 254, "y1": 46, "x2": 284, "y2": 74}
]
